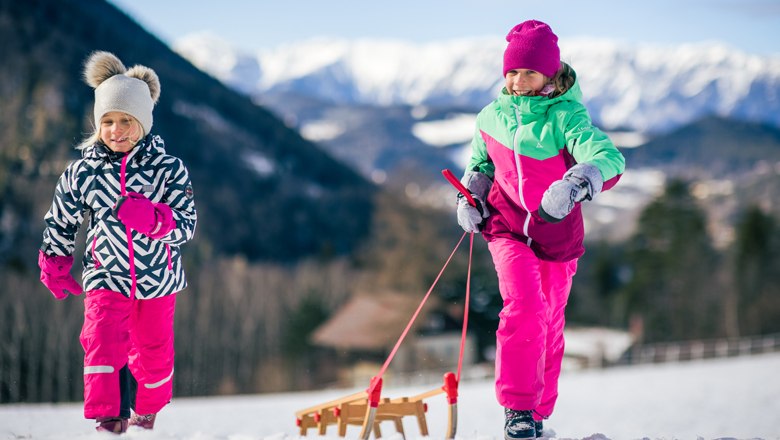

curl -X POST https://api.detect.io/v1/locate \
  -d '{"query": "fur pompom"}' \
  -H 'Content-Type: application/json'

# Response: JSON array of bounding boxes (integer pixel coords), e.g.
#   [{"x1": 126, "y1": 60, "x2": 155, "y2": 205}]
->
[
  {"x1": 83, "y1": 51, "x2": 126, "y2": 88},
  {"x1": 126, "y1": 65, "x2": 161, "y2": 104}
]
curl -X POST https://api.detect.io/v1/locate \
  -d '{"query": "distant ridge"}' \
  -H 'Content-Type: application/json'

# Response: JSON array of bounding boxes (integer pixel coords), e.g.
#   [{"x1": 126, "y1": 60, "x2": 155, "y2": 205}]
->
[{"x1": 175, "y1": 33, "x2": 780, "y2": 134}]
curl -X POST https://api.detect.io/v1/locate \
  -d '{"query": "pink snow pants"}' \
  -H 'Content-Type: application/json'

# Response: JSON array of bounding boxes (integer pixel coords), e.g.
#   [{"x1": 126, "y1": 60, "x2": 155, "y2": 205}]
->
[
  {"x1": 80, "y1": 289, "x2": 176, "y2": 419},
  {"x1": 488, "y1": 237, "x2": 578, "y2": 419}
]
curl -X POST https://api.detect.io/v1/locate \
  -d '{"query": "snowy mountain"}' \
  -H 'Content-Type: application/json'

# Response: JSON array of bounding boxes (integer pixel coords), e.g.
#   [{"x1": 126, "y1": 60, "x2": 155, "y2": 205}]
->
[
  {"x1": 171, "y1": 33, "x2": 780, "y2": 245},
  {"x1": 175, "y1": 33, "x2": 780, "y2": 133},
  {"x1": 2, "y1": 353, "x2": 779, "y2": 439}
]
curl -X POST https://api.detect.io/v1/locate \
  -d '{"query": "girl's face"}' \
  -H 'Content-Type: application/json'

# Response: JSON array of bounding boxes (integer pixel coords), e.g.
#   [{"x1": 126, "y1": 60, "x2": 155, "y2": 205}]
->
[
  {"x1": 99, "y1": 112, "x2": 142, "y2": 153},
  {"x1": 505, "y1": 69, "x2": 548, "y2": 96}
]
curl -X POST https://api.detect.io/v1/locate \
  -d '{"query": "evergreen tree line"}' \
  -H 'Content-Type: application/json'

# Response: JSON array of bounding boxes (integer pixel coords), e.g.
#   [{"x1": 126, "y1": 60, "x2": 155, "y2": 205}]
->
[
  {"x1": 2, "y1": 183, "x2": 779, "y2": 403},
  {"x1": 0, "y1": 254, "x2": 357, "y2": 403},
  {"x1": 568, "y1": 179, "x2": 780, "y2": 342}
]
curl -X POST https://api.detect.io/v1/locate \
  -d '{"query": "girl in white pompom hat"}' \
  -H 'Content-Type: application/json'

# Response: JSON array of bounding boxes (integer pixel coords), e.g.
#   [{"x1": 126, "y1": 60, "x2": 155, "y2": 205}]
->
[{"x1": 39, "y1": 50, "x2": 197, "y2": 434}]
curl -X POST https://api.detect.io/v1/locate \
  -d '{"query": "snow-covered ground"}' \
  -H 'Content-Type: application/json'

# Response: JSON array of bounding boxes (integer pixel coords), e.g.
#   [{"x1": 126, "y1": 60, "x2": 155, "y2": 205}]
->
[{"x1": 2, "y1": 353, "x2": 778, "y2": 440}]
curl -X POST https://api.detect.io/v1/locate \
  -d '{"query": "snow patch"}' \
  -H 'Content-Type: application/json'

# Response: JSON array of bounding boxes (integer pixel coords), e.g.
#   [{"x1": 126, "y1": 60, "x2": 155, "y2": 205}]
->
[
  {"x1": 299, "y1": 120, "x2": 346, "y2": 142},
  {"x1": 604, "y1": 131, "x2": 647, "y2": 149},
  {"x1": 243, "y1": 151, "x2": 275, "y2": 177},
  {"x1": 171, "y1": 100, "x2": 232, "y2": 133},
  {"x1": 411, "y1": 114, "x2": 476, "y2": 147}
]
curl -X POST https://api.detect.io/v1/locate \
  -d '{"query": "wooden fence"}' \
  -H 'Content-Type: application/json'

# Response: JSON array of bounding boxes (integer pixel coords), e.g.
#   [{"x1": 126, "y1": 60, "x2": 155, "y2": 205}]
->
[{"x1": 616, "y1": 333, "x2": 780, "y2": 366}]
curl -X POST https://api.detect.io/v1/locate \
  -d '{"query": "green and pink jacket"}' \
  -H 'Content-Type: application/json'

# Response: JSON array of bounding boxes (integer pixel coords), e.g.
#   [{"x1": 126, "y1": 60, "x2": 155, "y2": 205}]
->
[{"x1": 466, "y1": 77, "x2": 625, "y2": 261}]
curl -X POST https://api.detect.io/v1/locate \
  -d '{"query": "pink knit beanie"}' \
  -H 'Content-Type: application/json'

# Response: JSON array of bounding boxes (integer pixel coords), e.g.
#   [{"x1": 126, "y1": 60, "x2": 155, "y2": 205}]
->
[{"x1": 503, "y1": 20, "x2": 561, "y2": 78}]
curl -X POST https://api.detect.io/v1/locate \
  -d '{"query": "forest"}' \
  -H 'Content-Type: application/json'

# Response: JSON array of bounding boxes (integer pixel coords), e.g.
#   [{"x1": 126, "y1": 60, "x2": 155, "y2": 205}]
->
[{"x1": 2, "y1": 180, "x2": 780, "y2": 403}]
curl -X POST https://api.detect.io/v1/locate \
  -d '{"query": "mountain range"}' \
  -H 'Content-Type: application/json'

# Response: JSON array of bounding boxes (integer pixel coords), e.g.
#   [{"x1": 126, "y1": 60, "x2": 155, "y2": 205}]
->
[
  {"x1": 173, "y1": 32, "x2": 780, "y2": 244},
  {"x1": 0, "y1": 0, "x2": 375, "y2": 264},
  {"x1": 175, "y1": 33, "x2": 780, "y2": 134},
  {"x1": 3, "y1": 0, "x2": 779, "y2": 267}
]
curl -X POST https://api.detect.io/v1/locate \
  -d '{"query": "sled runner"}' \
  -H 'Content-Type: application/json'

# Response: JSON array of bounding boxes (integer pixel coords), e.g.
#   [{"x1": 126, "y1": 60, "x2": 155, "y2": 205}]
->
[{"x1": 294, "y1": 170, "x2": 475, "y2": 439}]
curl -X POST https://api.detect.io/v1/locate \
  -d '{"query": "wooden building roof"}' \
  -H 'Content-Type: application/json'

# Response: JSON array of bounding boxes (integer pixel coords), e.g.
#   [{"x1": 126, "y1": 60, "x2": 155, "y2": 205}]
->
[{"x1": 312, "y1": 292, "x2": 436, "y2": 351}]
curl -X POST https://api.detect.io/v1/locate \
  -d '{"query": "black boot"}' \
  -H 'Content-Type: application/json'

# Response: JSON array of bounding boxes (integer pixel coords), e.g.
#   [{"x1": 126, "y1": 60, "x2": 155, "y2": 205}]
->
[
  {"x1": 95, "y1": 417, "x2": 128, "y2": 434},
  {"x1": 504, "y1": 408, "x2": 537, "y2": 440},
  {"x1": 535, "y1": 419, "x2": 544, "y2": 437}
]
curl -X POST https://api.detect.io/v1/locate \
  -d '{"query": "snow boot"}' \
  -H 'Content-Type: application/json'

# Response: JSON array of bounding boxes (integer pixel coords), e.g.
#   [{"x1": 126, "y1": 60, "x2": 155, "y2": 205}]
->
[
  {"x1": 535, "y1": 419, "x2": 544, "y2": 437},
  {"x1": 129, "y1": 412, "x2": 156, "y2": 429},
  {"x1": 504, "y1": 408, "x2": 536, "y2": 440},
  {"x1": 95, "y1": 417, "x2": 128, "y2": 434}
]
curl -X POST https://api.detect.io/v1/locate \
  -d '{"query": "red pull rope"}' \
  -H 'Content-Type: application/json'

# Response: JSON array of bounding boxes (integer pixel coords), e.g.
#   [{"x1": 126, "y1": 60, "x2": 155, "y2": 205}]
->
[
  {"x1": 456, "y1": 232, "x2": 474, "y2": 381},
  {"x1": 440, "y1": 170, "x2": 477, "y2": 384},
  {"x1": 375, "y1": 231, "x2": 468, "y2": 379}
]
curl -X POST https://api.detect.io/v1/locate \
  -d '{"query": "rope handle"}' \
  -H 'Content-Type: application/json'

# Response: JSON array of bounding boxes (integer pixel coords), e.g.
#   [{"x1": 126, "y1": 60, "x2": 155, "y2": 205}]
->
[{"x1": 442, "y1": 169, "x2": 477, "y2": 207}]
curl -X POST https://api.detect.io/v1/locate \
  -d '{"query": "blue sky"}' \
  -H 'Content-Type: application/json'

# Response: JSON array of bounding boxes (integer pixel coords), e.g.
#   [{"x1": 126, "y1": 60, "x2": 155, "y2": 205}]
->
[{"x1": 109, "y1": 0, "x2": 780, "y2": 55}]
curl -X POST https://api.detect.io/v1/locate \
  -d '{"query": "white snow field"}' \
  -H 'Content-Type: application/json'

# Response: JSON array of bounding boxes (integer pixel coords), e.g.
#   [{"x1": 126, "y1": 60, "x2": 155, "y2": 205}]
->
[{"x1": 1, "y1": 352, "x2": 778, "y2": 440}]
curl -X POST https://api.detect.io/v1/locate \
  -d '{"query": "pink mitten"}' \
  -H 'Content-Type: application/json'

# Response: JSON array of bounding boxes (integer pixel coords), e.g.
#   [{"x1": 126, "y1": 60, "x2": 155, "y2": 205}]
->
[
  {"x1": 38, "y1": 250, "x2": 83, "y2": 300},
  {"x1": 114, "y1": 192, "x2": 175, "y2": 239}
]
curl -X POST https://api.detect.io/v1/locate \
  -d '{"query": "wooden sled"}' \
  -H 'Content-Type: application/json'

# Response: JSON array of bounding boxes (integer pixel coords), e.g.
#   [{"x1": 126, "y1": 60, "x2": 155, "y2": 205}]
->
[
  {"x1": 296, "y1": 229, "x2": 473, "y2": 439},
  {"x1": 295, "y1": 373, "x2": 458, "y2": 439}
]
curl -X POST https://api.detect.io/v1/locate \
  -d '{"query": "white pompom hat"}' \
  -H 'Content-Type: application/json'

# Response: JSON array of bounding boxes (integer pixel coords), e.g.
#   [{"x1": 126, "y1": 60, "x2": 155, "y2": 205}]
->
[{"x1": 83, "y1": 51, "x2": 161, "y2": 135}]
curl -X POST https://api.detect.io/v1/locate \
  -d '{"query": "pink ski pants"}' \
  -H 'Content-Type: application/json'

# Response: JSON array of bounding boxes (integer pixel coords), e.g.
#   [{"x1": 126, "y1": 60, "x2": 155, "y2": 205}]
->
[
  {"x1": 488, "y1": 237, "x2": 577, "y2": 419},
  {"x1": 80, "y1": 289, "x2": 176, "y2": 419}
]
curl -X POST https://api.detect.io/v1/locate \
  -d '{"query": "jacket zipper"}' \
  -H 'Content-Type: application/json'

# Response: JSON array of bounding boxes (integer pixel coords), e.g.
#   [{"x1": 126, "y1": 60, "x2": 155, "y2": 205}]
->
[
  {"x1": 119, "y1": 153, "x2": 137, "y2": 299},
  {"x1": 512, "y1": 106, "x2": 534, "y2": 248},
  {"x1": 91, "y1": 235, "x2": 101, "y2": 268}
]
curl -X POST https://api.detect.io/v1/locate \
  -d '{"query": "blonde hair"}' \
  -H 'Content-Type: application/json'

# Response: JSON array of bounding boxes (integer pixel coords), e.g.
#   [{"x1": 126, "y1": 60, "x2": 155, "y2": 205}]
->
[
  {"x1": 547, "y1": 62, "x2": 576, "y2": 98},
  {"x1": 76, "y1": 113, "x2": 144, "y2": 150},
  {"x1": 76, "y1": 129, "x2": 100, "y2": 150}
]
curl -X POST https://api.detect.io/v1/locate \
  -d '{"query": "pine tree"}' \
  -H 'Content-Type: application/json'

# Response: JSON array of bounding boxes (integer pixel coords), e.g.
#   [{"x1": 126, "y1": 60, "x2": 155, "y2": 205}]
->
[
  {"x1": 620, "y1": 180, "x2": 722, "y2": 343},
  {"x1": 732, "y1": 206, "x2": 780, "y2": 335}
]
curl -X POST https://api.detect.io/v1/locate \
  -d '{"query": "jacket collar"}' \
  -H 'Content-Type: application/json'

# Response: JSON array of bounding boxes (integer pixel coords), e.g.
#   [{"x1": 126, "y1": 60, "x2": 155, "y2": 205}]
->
[
  {"x1": 496, "y1": 78, "x2": 584, "y2": 115},
  {"x1": 82, "y1": 134, "x2": 167, "y2": 163}
]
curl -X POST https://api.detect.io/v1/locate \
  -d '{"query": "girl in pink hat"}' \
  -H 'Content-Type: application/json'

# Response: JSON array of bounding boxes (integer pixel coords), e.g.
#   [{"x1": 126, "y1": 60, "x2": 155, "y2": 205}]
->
[
  {"x1": 455, "y1": 20, "x2": 625, "y2": 439},
  {"x1": 38, "y1": 51, "x2": 197, "y2": 434}
]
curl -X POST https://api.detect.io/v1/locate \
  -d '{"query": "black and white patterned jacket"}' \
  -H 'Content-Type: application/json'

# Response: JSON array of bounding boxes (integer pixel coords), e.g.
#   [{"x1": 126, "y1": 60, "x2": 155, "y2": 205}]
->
[{"x1": 41, "y1": 135, "x2": 197, "y2": 299}]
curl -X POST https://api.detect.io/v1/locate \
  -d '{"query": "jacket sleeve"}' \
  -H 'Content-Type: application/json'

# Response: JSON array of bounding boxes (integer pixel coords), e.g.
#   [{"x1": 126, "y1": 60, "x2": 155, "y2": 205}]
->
[
  {"x1": 158, "y1": 157, "x2": 197, "y2": 246},
  {"x1": 41, "y1": 162, "x2": 85, "y2": 256},
  {"x1": 562, "y1": 103, "x2": 625, "y2": 191},
  {"x1": 464, "y1": 112, "x2": 496, "y2": 178}
]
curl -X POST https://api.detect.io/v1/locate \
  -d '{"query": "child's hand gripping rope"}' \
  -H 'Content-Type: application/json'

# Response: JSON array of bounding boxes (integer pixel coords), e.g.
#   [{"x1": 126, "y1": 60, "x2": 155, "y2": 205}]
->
[{"x1": 443, "y1": 169, "x2": 492, "y2": 234}]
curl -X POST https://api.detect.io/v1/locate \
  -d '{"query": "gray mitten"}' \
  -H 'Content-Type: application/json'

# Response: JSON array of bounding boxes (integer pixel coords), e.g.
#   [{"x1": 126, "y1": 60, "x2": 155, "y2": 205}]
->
[
  {"x1": 539, "y1": 163, "x2": 603, "y2": 223},
  {"x1": 456, "y1": 171, "x2": 492, "y2": 233}
]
